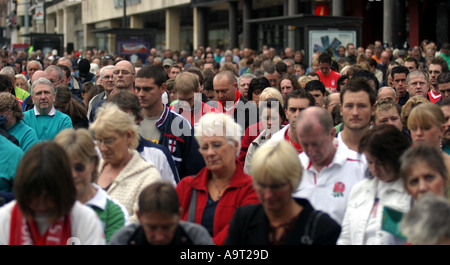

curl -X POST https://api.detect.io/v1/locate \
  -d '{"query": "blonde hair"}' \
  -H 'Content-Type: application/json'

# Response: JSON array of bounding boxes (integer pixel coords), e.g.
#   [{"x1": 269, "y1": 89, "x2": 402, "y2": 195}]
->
[
  {"x1": 15, "y1": 74, "x2": 30, "y2": 92},
  {"x1": 252, "y1": 140, "x2": 303, "y2": 191},
  {"x1": 89, "y1": 103, "x2": 139, "y2": 149},
  {"x1": 406, "y1": 102, "x2": 445, "y2": 131},
  {"x1": 54, "y1": 128, "x2": 99, "y2": 182},
  {"x1": 259, "y1": 87, "x2": 284, "y2": 107},
  {"x1": 298, "y1": 75, "x2": 313, "y2": 89},
  {"x1": 194, "y1": 112, "x2": 243, "y2": 157},
  {"x1": 173, "y1": 71, "x2": 199, "y2": 94}
]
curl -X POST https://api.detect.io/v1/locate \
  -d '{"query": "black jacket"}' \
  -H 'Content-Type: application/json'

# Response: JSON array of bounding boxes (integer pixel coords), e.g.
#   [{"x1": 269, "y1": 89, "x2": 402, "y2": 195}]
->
[{"x1": 225, "y1": 198, "x2": 341, "y2": 245}]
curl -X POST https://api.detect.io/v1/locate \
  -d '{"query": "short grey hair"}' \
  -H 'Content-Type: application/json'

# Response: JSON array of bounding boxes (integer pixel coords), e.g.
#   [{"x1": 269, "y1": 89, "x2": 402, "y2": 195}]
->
[
  {"x1": 239, "y1": 73, "x2": 256, "y2": 82},
  {"x1": 378, "y1": 86, "x2": 397, "y2": 98},
  {"x1": 100, "y1": 65, "x2": 115, "y2": 78},
  {"x1": 0, "y1": 67, "x2": 16, "y2": 80},
  {"x1": 406, "y1": 70, "x2": 428, "y2": 85},
  {"x1": 31, "y1": 77, "x2": 55, "y2": 95},
  {"x1": 194, "y1": 112, "x2": 243, "y2": 157},
  {"x1": 27, "y1": 60, "x2": 43, "y2": 71},
  {"x1": 238, "y1": 73, "x2": 256, "y2": 89},
  {"x1": 401, "y1": 194, "x2": 450, "y2": 245},
  {"x1": 44, "y1": 65, "x2": 64, "y2": 81}
]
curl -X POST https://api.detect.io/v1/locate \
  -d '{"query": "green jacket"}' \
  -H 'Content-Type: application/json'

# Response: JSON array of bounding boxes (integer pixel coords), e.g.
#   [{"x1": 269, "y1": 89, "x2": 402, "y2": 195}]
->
[{"x1": 14, "y1": 86, "x2": 30, "y2": 101}]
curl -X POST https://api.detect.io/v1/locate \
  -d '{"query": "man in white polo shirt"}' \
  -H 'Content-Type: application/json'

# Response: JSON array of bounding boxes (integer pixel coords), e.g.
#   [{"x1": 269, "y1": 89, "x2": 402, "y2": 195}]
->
[{"x1": 293, "y1": 106, "x2": 366, "y2": 225}]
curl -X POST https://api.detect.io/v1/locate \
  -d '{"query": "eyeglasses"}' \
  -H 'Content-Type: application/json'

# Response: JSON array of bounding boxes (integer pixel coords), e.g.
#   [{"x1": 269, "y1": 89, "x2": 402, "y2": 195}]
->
[
  {"x1": 199, "y1": 141, "x2": 228, "y2": 153},
  {"x1": 113, "y1": 70, "x2": 133, "y2": 75},
  {"x1": 255, "y1": 182, "x2": 289, "y2": 192},
  {"x1": 95, "y1": 137, "x2": 118, "y2": 147}
]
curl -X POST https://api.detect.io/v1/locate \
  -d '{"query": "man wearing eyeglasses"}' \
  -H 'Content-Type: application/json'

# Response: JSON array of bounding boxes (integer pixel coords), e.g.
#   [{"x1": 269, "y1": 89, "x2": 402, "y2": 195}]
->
[
  {"x1": 114, "y1": 60, "x2": 135, "y2": 92},
  {"x1": 89, "y1": 61, "x2": 136, "y2": 122},
  {"x1": 428, "y1": 57, "x2": 449, "y2": 104},
  {"x1": 87, "y1": 65, "x2": 115, "y2": 119},
  {"x1": 406, "y1": 70, "x2": 429, "y2": 100}
]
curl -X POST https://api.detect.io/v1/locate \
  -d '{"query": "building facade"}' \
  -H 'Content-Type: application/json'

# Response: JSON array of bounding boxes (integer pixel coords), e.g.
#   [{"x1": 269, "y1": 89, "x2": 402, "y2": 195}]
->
[{"x1": 7, "y1": 0, "x2": 450, "y2": 63}]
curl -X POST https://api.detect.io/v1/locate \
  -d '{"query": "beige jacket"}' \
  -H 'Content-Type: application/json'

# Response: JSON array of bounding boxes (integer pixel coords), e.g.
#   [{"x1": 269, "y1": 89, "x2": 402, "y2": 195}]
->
[{"x1": 98, "y1": 150, "x2": 162, "y2": 223}]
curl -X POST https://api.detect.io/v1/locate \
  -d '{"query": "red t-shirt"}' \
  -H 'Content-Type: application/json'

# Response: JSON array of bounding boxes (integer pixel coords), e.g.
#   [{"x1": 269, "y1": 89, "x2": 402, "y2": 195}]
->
[
  {"x1": 316, "y1": 70, "x2": 341, "y2": 93},
  {"x1": 428, "y1": 90, "x2": 442, "y2": 104}
]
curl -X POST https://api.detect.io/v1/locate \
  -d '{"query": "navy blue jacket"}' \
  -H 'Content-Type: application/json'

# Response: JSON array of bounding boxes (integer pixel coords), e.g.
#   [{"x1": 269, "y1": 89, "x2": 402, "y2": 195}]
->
[{"x1": 155, "y1": 106, "x2": 205, "y2": 179}]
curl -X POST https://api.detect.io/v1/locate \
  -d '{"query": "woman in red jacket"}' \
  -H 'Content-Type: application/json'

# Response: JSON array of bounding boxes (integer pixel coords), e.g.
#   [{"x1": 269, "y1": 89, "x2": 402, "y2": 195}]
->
[{"x1": 176, "y1": 112, "x2": 260, "y2": 245}]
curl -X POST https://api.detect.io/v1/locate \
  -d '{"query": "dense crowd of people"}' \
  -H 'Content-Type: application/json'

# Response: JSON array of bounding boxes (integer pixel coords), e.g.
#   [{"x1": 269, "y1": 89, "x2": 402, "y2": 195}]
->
[{"x1": 0, "y1": 39, "x2": 449, "y2": 245}]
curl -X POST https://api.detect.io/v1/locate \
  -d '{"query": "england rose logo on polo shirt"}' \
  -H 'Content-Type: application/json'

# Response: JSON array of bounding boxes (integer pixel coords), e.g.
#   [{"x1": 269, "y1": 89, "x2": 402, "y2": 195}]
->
[{"x1": 332, "y1": 182, "x2": 345, "y2": 198}]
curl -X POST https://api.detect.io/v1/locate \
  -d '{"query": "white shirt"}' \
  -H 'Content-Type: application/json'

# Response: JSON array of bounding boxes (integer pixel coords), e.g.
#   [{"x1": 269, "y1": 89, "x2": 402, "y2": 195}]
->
[
  {"x1": 337, "y1": 177, "x2": 412, "y2": 245},
  {"x1": 34, "y1": 105, "x2": 56, "y2": 116},
  {"x1": 293, "y1": 140, "x2": 366, "y2": 225},
  {"x1": 264, "y1": 124, "x2": 290, "y2": 147},
  {"x1": 0, "y1": 201, "x2": 105, "y2": 245}
]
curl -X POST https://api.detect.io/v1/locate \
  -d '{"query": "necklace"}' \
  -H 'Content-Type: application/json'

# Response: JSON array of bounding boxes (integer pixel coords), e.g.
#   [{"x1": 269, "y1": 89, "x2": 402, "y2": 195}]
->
[{"x1": 211, "y1": 179, "x2": 229, "y2": 200}]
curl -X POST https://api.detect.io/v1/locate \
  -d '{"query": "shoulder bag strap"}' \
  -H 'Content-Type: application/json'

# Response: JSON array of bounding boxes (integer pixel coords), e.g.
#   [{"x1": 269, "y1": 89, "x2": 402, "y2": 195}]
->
[
  {"x1": 300, "y1": 211, "x2": 325, "y2": 245},
  {"x1": 187, "y1": 188, "x2": 197, "y2": 223}
]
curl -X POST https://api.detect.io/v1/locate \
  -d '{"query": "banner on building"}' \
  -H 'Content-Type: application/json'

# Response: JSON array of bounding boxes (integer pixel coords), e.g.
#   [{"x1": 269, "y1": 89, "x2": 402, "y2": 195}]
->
[
  {"x1": 36, "y1": 2, "x2": 44, "y2": 24},
  {"x1": 308, "y1": 30, "x2": 356, "y2": 64}
]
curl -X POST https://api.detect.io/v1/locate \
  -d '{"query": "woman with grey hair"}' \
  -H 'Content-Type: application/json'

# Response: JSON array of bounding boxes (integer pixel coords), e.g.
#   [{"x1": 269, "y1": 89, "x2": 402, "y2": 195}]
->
[
  {"x1": 401, "y1": 194, "x2": 450, "y2": 245},
  {"x1": 15, "y1": 74, "x2": 30, "y2": 93},
  {"x1": 176, "y1": 112, "x2": 260, "y2": 245}
]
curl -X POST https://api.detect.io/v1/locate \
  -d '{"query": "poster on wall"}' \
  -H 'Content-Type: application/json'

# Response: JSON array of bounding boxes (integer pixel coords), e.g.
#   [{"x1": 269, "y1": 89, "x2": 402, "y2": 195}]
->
[
  {"x1": 116, "y1": 39, "x2": 151, "y2": 64},
  {"x1": 308, "y1": 30, "x2": 356, "y2": 65}
]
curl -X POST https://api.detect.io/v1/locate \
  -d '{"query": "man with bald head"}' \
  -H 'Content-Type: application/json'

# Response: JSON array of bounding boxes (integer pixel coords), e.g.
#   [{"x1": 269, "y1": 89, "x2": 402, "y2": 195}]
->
[
  {"x1": 114, "y1": 60, "x2": 135, "y2": 91},
  {"x1": 377, "y1": 86, "x2": 398, "y2": 102},
  {"x1": 213, "y1": 70, "x2": 257, "y2": 130},
  {"x1": 377, "y1": 51, "x2": 390, "y2": 82},
  {"x1": 284, "y1": 47, "x2": 294, "y2": 59},
  {"x1": 325, "y1": 93, "x2": 340, "y2": 114},
  {"x1": 293, "y1": 106, "x2": 365, "y2": 225},
  {"x1": 89, "y1": 60, "x2": 136, "y2": 122}
]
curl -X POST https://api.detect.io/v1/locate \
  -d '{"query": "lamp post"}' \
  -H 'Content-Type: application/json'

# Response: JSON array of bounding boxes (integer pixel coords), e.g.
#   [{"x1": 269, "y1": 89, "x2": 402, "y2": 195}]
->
[{"x1": 122, "y1": 0, "x2": 127, "y2": 28}]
